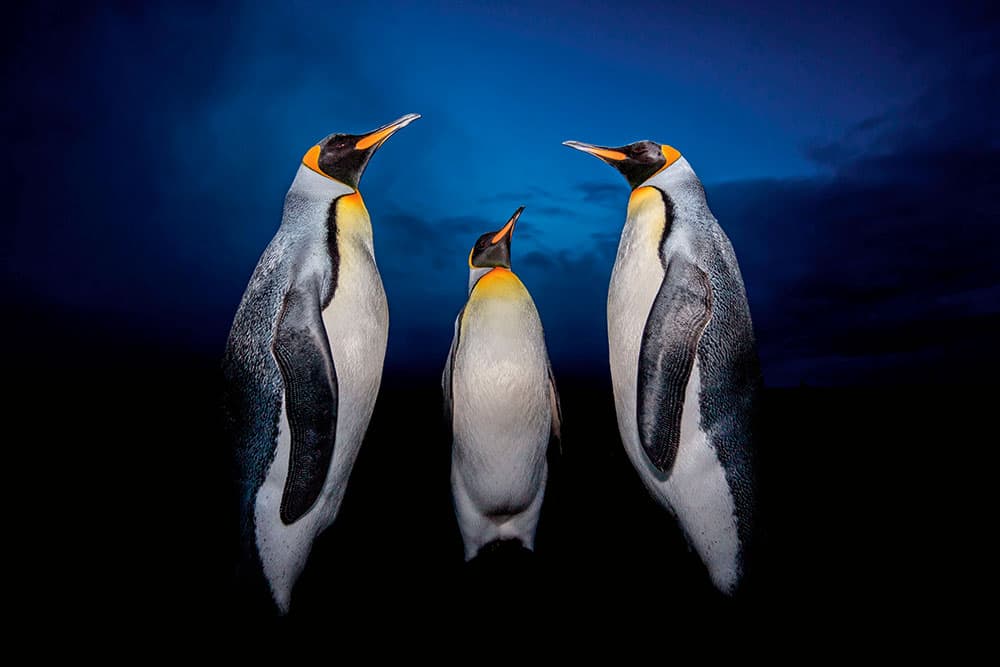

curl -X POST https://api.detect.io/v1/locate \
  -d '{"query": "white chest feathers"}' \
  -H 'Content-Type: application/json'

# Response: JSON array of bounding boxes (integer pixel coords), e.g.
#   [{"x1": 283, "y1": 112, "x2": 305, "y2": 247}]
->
[
  {"x1": 451, "y1": 270, "x2": 551, "y2": 518},
  {"x1": 453, "y1": 270, "x2": 550, "y2": 466},
  {"x1": 607, "y1": 186, "x2": 669, "y2": 435}
]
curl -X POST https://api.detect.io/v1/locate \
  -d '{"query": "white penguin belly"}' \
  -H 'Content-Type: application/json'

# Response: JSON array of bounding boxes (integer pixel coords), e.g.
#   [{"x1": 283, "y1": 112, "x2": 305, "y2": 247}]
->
[
  {"x1": 254, "y1": 237, "x2": 387, "y2": 612},
  {"x1": 317, "y1": 242, "x2": 388, "y2": 524},
  {"x1": 452, "y1": 295, "x2": 550, "y2": 515},
  {"x1": 608, "y1": 194, "x2": 740, "y2": 592}
]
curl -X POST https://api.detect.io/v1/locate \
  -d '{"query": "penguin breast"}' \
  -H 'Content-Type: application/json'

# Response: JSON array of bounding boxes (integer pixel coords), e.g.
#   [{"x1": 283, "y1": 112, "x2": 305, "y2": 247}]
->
[
  {"x1": 451, "y1": 279, "x2": 550, "y2": 510},
  {"x1": 607, "y1": 196, "x2": 668, "y2": 444}
]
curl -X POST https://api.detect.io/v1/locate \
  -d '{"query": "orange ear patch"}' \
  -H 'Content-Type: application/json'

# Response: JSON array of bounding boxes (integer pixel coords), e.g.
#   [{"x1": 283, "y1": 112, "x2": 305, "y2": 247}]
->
[
  {"x1": 661, "y1": 145, "x2": 682, "y2": 168},
  {"x1": 302, "y1": 145, "x2": 325, "y2": 176}
]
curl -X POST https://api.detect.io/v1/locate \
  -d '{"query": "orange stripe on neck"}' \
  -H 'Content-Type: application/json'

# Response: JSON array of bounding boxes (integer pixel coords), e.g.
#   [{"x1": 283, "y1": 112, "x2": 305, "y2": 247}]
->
[
  {"x1": 473, "y1": 267, "x2": 519, "y2": 292},
  {"x1": 336, "y1": 191, "x2": 369, "y2": 224}
]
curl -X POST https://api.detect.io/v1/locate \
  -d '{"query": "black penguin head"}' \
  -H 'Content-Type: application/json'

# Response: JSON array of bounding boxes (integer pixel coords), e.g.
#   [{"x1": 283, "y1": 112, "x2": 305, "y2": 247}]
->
[
  {"x1": 469, "y1": 206, "x2": 524, "y2": 270},
  {"x1": 302, "y1": 113, "x2": 420, "y2": 189},
  {"x1": 563, "y1": 139, "x2": 682, "y2": 189}
]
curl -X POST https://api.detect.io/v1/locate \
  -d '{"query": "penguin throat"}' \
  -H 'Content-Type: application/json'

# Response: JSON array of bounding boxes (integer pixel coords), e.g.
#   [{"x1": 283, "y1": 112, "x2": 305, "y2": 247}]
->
[
  {"x1": 622, "y1": 161, "x2": 665, "y2": 190},
  {"x1": 468, "y1": 266, "x2": 493, "y2": 293}
]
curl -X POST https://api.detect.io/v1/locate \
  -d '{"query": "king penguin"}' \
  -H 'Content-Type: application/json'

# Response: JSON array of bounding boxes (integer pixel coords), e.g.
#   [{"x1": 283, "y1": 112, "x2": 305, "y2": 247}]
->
[
  {"x1": 222, "y1": 113, "x2": 420, "y2": 614},
  {"x1": 564, "y1": 139, "x2": 760, "y2": 594},
  {"x1": 442, "y1": 207, "x2": 561, "y2": 560}
]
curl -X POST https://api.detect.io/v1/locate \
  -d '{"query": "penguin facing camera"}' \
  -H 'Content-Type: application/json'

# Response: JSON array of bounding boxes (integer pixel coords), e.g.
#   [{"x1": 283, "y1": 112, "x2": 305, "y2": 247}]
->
[{"x1": 442, "y1": 207, "x2": 562, "y2": 560}]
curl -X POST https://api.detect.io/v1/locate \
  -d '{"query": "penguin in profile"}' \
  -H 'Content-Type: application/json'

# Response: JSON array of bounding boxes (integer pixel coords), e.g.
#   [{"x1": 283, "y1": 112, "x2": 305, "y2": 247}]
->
[
  {"x1": 222, "y1": 113, "x2": 420, "y2": 613},
  {"x1": 442, "y1": 207, "x2": 561, "y2": 560},
  {"x1": 564, "y1": 139, "x2": 760, "y2": 594}
]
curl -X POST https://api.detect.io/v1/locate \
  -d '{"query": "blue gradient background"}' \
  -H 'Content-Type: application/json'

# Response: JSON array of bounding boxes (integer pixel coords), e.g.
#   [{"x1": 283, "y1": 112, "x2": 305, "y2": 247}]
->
[{"x1": 4, "y1": 1, "x2": 998, "y2": 385}]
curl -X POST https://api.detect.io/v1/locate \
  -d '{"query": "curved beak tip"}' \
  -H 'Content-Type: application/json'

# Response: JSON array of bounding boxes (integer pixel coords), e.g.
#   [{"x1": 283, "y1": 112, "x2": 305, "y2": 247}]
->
[
  {"x1": 562, "y1": 140, "x2": 626, "y2": 162},
  {"x1": 395, "y1": 112, "x2": 421, "y2": 126},
  {"x1": 356, "y1": 113, "x2": 421, "y2": 150},
  {"x1": 508, "y1": 205, "x2": 525, "y2": 230},
  {"x1": 564, "y1": 140, "x2": 598, "y2": 149}
]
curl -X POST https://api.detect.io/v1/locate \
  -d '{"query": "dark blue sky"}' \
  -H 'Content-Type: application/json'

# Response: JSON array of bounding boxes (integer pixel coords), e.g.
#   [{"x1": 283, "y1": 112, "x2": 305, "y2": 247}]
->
[{"x1": 4, "y1": 1, "x2": 998, "y2": 384}]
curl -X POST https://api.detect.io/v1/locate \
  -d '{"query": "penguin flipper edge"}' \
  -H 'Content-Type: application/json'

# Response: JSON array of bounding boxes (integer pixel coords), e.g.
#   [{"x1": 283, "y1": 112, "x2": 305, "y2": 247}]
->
[
  {"x1": 637, "y1": 256, "x2": 713, "y2": 474},
  {"x1": 272, "y1": 284, "x2": 339, "y2": 525},
  {"x1": 442, "y1": 307, "x2": 464, "y2": 429},
  {"x1": 547, "y1": 359, "x2": 562, "y2": 448}
]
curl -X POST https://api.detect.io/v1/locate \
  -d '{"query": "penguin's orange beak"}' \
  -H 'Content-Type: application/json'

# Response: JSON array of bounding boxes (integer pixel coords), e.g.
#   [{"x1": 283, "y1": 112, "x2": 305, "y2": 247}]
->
[
  {"x1": 562, "y1": 141, "x2": 627, "y2": 162},
  {"x1": 355, "y1": 113, "x2": 422, "y2": 151},
  {"x1": 491, "y1": 206, "x2": 524, "y2": 244}
]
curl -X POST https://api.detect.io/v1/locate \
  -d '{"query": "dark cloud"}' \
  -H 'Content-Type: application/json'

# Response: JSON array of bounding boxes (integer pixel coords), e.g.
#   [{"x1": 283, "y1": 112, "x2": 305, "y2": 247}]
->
[
  {"x1": 709, "y1": 58, "x2": 1000, "y2": 385},
  {"x1": 477, "y1": 185, "x2": 555, "y2": 204},
  {"x1": 574, "y1": 181, "x2": 628, "y2": 208},
  {"x1": 805, "y1": 63, "x2": 999, "y2": 176},
  {"x1": 375, "y1": 213, "x2": 487, "y2": 297},
  {"x1": 534, "y1": 205, "x2": 576, "y2": 218},
  {"x1": 520, "y1": 250, "x2": 555, "y2": 270},
  {"x1": 802, "y1": 112, "x2": 891, "y2": 169},
  {"x1": 379, "y1": 213, "x2": 484, "y2": 249},
  {"x1": 589, "y1": 230, "x2": 621, "y2": 247},
  {"x1": 516, "y1": 247, "x2": 615, "y2": 373},
  {"x1": 478, "y1": 191, "x2": 538, "y2": 204},
  {"x1": 378, "y1": 212, "x2": 437, "y2": 240}
]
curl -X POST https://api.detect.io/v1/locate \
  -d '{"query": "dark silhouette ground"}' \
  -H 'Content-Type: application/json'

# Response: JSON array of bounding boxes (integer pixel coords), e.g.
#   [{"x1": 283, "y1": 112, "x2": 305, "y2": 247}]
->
[{"x1": 14, "y1": 303, "x2": 982, "y2": 633}]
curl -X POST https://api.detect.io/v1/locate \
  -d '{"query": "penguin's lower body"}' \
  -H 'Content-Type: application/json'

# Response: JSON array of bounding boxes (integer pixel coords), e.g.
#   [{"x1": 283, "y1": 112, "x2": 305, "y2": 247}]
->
[
  {"x1": 612, "y1": 345, "x2": 745, "y2": 593},
  {"x1": 448, "y1": 348, "x2": 551, "y2": 559},
  {"x1": 451, "y1": 459, "x2": 548, "y2": 559},
  {"x1": 607, "y1": 251, "x2": 747, "y2": 594},
  {"x1": 253, "y1": 273, "x2": 388, "y2": 612}
]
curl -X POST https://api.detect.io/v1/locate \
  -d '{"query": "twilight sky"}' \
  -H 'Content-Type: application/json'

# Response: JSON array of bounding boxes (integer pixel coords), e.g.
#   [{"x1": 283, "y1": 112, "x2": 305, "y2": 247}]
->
[{"x1": 3, "y1": 1, "x2": 998, "y2": 384}]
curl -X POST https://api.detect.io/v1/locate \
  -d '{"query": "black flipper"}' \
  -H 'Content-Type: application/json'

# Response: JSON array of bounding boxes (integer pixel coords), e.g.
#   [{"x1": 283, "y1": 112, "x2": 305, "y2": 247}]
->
[
  {"x1": 637, "y1": 255, "x2": 713, "y2": 474},
  {"x1": 272, "y1": 282, "x2": 339, "y2": 525}
]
